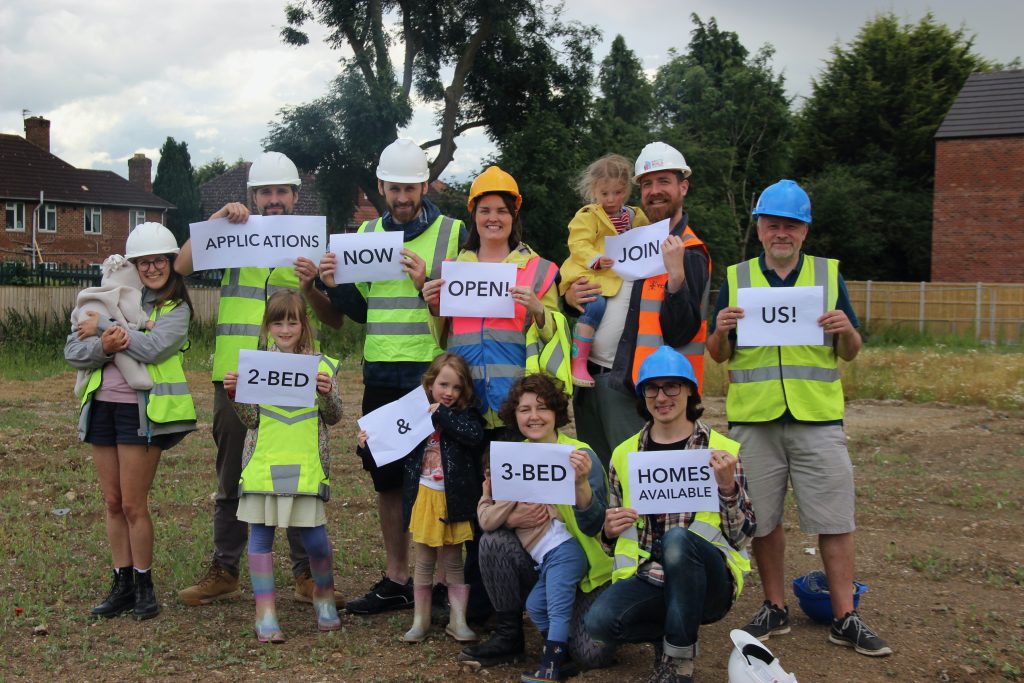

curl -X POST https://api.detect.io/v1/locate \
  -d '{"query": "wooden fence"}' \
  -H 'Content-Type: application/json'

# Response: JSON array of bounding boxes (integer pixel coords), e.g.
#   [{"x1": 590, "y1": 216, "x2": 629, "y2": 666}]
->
[{"x1": 0, "y1": 286, "x2": 220, "y2": 323}]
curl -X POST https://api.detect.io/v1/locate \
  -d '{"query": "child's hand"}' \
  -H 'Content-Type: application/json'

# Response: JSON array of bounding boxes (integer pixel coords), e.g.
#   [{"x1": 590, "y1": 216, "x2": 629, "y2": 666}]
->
[
  {"x1": 357, "y1": 430, "x2": 368, "y2": 448},
  {"x1": 316, "y1": 371, "x2": 333, "y2": 395},
  {"x1": 569, "y1": 449, "x2": 592, "y2": 483},
  {"x1": 144, "y1": 320, "x2": 155, "y2": 331},
  {"x1": 428, "y1": 402, "x2": 440, "y2": 414},
  {"x1": 594, "y1": 257, "x2": 614, "y2": 270},
  {"x1": 482, "y1": 475, "x2": 491, "y2": 498},
  {"x1": 223, "y1": 372, "x2": 238, "y2": 393}
]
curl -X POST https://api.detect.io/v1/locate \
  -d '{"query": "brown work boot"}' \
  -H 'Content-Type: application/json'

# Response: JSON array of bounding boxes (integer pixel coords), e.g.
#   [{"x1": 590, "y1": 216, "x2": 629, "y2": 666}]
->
[
  {"x1": 178, "y1": 562, "x2": 242, "y2": 606},
  {"x1": 293, "y1": 571, "x2": 344, "y2": 607}
]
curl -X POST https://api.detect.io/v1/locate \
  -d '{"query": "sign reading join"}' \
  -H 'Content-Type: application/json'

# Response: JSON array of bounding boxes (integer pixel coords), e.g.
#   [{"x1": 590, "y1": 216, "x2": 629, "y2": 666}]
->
[
  {"x1": 328, "y1": 232, "x2": 405, "y2": 283},
  {"x1": 490, "y1": 442, "x2": 575, "y2": 506},
  {"x1": 190, "y1": 215, "x2": 327, "y2": 270},
  {"x1": 439, "y1": 261, "x2": 517, "y2": 319},
  {"x1": 736, "y1": 286, "x2": 824, "y2": 347},
  {"x1": 627, "y1": 450, "x2": 718, "y2": 515},
  {"x1": 357, "y1": 386, "x2": 434, "y2": 467},
  {"x1": 234, "y1": 350, "x2": 320, "y2": 407},
  {"x1": 606, "y1": 219, "x2": 670, "y2": 281}
]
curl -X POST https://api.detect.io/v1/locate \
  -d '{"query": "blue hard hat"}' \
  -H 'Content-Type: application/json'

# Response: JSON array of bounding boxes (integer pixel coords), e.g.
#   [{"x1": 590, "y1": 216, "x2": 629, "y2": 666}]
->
[
  {"x1": 635, "y1": 346, "x2": 699, "y2": 396},
  {"x1": 752, "y1": 179, "x2": 812, "y2": 224}
]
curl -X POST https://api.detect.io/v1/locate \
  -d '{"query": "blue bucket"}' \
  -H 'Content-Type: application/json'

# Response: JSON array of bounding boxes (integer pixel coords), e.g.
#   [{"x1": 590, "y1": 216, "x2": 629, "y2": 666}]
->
[{"x1": 792, "y1": 572, "x2": 867, "y2": 624}]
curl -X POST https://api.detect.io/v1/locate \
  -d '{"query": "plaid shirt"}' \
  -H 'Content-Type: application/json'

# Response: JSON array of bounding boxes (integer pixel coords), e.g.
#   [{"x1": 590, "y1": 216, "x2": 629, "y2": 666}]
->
[{"x1": 607, "y1": 420, "x2": 757, "y2": 587}]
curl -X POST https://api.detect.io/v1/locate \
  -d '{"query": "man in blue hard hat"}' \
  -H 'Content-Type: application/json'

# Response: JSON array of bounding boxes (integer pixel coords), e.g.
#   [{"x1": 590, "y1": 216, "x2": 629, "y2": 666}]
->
[
  {"x1": 707, "y1": 179, "x2": 891, "y2": 657},
  {"x1": 585, "y1": 346, "x2": 756, "y2": 683}
]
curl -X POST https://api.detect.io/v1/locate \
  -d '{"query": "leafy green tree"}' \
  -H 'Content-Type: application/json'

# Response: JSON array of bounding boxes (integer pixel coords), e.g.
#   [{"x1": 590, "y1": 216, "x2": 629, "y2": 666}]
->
[
  {"x1": 152, "y1": 138, "x2": 200, "y2": 246},
  {"x1": 587, "y1": 35, "x2": 654, "y2": 159}
]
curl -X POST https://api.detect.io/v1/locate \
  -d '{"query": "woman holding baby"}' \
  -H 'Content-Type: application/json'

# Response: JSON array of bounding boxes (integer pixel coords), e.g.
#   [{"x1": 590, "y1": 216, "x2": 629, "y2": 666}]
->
[{"x1": 64, "y1": 222, "x2": 196, "y2": 621}]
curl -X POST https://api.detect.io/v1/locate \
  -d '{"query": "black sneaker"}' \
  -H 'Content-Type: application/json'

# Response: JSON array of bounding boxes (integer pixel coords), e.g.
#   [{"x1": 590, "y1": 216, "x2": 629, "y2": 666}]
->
[
  {"x1": 829, "y1": 610, "x2": 892, "y2": 656},
  {"x1": 344, "y1": 572, "x2": 413, "y2": 614},
  {"x1": 742, "y1": 601, "x2": 791, "y2": 641}
]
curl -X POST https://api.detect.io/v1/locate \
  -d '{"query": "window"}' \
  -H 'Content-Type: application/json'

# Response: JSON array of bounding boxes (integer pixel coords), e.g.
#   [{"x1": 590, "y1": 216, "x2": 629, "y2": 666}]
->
[
  {"x1": 129, "y1": 209, "x2": 146, "y2": 230},
  {"x1": 41, "y1": 203, "x2": 57, "y2": 233},
  {"x1": 5, "y1": 202, "x2": 25, "y2": 231},
  {"x1": 84, "y1": 207, "x2": 102, "y2": 234}
]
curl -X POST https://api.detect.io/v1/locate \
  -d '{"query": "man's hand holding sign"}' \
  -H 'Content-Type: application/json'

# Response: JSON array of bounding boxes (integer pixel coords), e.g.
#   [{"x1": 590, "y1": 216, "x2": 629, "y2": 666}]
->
[{"x1": 715, "y1": 286, "x2": 855, "y2": 347}]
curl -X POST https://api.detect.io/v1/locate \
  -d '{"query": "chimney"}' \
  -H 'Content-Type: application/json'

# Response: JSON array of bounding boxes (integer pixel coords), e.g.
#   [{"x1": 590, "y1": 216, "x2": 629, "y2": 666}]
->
[
  {"x1": 128, "y1": 153, "x2": 153, "y2": 193},
  {"x1": 24, "y1": 116, "x2": 50, "y2": 153}
]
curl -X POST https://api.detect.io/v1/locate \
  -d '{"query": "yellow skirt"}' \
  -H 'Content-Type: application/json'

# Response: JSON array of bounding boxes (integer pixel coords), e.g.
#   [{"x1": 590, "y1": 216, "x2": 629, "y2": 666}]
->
[{"x1": 409, "y1": 484, "x2": 474, "y2": 547}]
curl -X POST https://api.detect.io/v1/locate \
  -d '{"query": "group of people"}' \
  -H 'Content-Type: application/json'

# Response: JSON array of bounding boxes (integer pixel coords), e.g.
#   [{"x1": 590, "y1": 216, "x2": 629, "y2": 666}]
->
[{"x1": 64, "y1": 137, "x2": 891, "y2": 683}]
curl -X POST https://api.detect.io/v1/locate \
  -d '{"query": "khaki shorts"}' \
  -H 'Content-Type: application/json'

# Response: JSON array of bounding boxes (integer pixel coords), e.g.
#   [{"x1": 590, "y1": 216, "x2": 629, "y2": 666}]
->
[{"x1": 730, "y1": 423, "x2": 855, "y2": 536}]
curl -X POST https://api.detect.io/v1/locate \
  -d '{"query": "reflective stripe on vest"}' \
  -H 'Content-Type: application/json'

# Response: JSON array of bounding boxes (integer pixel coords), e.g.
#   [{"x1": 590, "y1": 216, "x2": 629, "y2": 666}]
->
[
  {"x1": 630, "y1": 226, "x2": 711, "y2": 393},
  {"x1": 725, "y1": 255, "x2": 844, "y2": 422},
  {"x1": 610, "y1": 430, "x2": 750, "y2": 599},
  {"x1": 360, "y1": 215, "x2": 461, "y2": 363},
  {"x1": 240, "y1": 356, "x2": 337, "y2": 500},
  {"x1": 525, "y1": 310, "x2": 573, "y2": 395}
]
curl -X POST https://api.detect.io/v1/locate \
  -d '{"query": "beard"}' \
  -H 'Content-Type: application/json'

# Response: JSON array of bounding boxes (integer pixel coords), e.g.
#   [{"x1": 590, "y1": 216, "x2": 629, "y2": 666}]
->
[
  {"x1": 642, "y1": 194, "x2": 683, "y2": 223},
  {"x1": 259, "y1": 203, "x2": 292, "y2": 216},
  {"x1": 389, "y1": 201, "x2": 421, "y2": 224}
]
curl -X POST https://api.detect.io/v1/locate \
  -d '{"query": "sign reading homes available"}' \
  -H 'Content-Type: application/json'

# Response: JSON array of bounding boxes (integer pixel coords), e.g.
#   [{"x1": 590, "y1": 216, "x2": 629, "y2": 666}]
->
[
  {"x1": 736, "y1": 286, "x2": 825, "y2": 347},
  {"x1": 439, "y1": 261, "x2": 517, "y2": 319},
  {"x1": 189, "y1": 215, "x2": 327, "y2": 270},
  {"x1": 327, "y1": 231, "x2": 405, "y2": 283},
  {"x1": 606, "y1": 219, "x2": 670, "y2": 281},
  {"x1": 234, "y1": 350, "x2": 320, "y2": 407},
  {"x1": 357, "y1": 386, "x2": 434, "y2": 467},
  {"x1": 627, "y1": 450, "x2": 718, "y2": 515},
  {"x1": 490, "y1": 442, "x2": 575, "y2": 506}
]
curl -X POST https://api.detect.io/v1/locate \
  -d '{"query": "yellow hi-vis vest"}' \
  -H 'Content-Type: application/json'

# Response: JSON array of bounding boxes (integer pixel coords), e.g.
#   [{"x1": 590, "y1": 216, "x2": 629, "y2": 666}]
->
[
  {"x1": 240, "y1": 355, "x2": 339, "y2": 500},
  {"x1": 212, "y1": 266, "x2": 323, "y2": 381},
  {"x1": 725, "y1": 255, "x2": 843, "y2": 422},
  {"x1": 524, "y1": 310, "x2": 573, "y2": 397},
  {"x1": 358, "y1": 215, "x2": 462, "y2": 363},
  {"x1": 80, "y1": 301, "x2": 197, "y2": 427},
  {"x1": 610, "y1": 430, "x2": 750, "y2": 599}
]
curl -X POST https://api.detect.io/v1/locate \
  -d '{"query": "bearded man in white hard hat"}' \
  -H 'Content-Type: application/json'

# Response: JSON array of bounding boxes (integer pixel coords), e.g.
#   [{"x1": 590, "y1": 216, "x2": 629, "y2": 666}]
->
[
  {"x1": 318, "y1": 138, "x2": 466, "y2": 615},
  {"x1": 565, "y1": 142, "x2": 712, "y2": 472},
  {"x1": 174, "y1": 151, "x2": 343, "y2": 607}
]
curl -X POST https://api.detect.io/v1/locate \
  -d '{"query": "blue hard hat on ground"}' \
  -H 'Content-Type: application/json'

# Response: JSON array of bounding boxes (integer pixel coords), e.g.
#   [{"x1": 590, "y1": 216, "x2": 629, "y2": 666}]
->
[
  {"x1": 752, "y1": 179, "x2": 812, "y2": 224},
  {"x1": 635, "y1": 346, "x2": 699, "y2": 396}
]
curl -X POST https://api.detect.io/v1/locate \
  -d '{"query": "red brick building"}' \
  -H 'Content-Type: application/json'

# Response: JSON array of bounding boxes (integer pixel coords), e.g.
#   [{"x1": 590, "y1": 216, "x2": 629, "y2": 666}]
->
[
  {"x1": 932, "y1": 70, "x2": 1024, "y2": 283},
  {"x1": 0, "y1": 117, "x2": 175, "y2": 268}
]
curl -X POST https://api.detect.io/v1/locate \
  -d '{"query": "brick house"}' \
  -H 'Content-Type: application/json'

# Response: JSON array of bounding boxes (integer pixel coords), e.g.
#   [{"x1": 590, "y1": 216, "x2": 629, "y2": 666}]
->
[
  {"x1": 932, "y1": 70, "x2": 1024, "y2": 283},
  {"x1": 0, "y1": 117, "x2": 175, "y2": 268}
]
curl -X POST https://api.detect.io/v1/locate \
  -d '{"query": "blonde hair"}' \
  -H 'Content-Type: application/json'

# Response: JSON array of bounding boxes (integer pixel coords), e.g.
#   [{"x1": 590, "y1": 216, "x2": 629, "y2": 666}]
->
[
  {"x1": 575, "y1": 154, "x2": 633, "y2": 203},
  {"x1": 261, "y1": 290, "x2": 315, "y2": 354},
  {"x1": 421, "y1": 352, "x2": 475, "y2": 411}
]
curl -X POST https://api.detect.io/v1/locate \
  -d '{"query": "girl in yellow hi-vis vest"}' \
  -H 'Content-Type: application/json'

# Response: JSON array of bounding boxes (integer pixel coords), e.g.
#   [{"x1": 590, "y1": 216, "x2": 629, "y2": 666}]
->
[{"x1": 223, "y1": 290, "x2": 342, "y2": 643}]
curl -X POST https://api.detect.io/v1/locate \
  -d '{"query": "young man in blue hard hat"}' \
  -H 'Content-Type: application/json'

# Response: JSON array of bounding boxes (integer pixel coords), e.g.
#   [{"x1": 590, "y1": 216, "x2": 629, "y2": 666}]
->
[
  {"x1": 585, "y1": 346, "x2": 756, "y2": 683},
  {"x1": 706, "y1": 179, "x2": 891, "y2": 657}
]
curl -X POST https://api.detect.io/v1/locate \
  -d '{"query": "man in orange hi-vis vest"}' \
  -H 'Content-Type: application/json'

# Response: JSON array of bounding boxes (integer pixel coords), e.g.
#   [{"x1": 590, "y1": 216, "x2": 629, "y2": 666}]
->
[{"x1": 565, "y1": 142, "x2": 712, "y2": 470}]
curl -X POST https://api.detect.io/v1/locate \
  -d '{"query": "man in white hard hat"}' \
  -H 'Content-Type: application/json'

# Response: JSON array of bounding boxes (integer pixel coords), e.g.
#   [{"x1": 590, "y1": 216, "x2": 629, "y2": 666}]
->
[
  {"x1": 174, "y1": 151, "x2": 343, "y2": 607},
  {"x1": 565, "y1": 141, "x2": 712, "y2": 471},
  {"x1": 319, "y1": 138, "x2": 466, "y2": 614}
]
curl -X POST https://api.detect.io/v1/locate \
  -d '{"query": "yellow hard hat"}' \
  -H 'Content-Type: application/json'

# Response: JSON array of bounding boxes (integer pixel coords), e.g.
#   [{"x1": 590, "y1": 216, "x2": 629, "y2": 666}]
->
[{"x1": 467, "y1": 165, "x2": 522, "y2": 213}]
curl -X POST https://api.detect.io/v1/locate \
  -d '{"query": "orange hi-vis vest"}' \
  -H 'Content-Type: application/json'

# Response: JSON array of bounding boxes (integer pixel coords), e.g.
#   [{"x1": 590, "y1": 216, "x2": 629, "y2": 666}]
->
[{"x1": 630, "y1": 226, "x2": 711, "y2": 393}]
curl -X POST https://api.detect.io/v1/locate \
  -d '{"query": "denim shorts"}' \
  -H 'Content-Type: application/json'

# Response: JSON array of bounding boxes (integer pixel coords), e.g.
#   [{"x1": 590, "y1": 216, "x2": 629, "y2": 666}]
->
[{"x1": 86, "y1": 400, "x2": 185, "y2": 450}]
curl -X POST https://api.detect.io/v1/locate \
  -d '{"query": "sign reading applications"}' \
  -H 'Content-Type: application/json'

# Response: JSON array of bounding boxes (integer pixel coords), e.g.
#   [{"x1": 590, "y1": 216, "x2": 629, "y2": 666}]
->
[
  {"x1": 234, "y1": 350, "x2": 320, "y2": 407},
  {"x1": 327, "y1": 231, "x2": 405, "y2": 283},
  {"x1": 736, "y1": 286, "x2": 825, "y2": 347},
  {"x1": 189, "y1": 215, "x2": 327, "y2": 270},
  {"x1": 627, "y1": 450, "x2": 718, "y2": 515}
]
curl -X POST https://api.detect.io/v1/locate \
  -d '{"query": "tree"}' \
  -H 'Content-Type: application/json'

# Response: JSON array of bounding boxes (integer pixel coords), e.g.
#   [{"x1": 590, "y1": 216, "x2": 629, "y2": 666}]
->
[
  {"x1": 152, "y1": 138, "x2": 200, "y2": 246},
  {"x1": 587, "y1": 35, "x2": 654, "y2": 158}
]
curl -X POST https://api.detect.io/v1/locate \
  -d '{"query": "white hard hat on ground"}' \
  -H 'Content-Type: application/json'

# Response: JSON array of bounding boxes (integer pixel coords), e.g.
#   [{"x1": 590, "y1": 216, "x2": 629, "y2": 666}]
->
[
  {"x1": 125, "y1": 222, "x2": 180, "y2": 259},
  {"x1": 634, "y1": 141, "x2": 692, "y2": 181},
  {"x1": 376, "y1": 138, "x2": 430, "y2": 183},
  {"x1": 247, "y1": 151, "x2": 301, "y2": 189},
  {"x1": 728, "y1": 629, "x2": 797, "y2": 683}
]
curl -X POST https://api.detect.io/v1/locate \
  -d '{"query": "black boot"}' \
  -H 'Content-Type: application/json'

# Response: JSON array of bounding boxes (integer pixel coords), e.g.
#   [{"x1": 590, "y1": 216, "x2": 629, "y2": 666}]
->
[
  {"x1": 458, "y1": 610, "x2": 525, "y2": 669},
  {"x1": 133, "y1": 569, "x2": 160, "y2": 621},
  {"x1": 91, "y1": 567, "x2": 135, "y2": 618}
]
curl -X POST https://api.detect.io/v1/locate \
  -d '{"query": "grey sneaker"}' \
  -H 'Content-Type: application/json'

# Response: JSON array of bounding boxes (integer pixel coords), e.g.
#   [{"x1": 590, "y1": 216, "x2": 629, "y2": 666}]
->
[
  {"x1": 742, "y1": 601, "x2": 791, "y2": 641},
  {"x1": 829, "y1": 610, "x2": 892, "y2": 656}
]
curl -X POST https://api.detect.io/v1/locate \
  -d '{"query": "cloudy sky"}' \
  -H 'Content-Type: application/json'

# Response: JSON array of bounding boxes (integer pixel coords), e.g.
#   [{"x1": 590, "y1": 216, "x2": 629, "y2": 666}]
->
[{"x1": 2, "y1": 0, "x2": 1019, "y2": 183}]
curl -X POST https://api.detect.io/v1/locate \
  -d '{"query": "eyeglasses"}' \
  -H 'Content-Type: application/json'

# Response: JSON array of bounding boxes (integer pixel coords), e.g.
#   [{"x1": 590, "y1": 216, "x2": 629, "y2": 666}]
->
[
  {"x1": 136, "y1": 256, "x2": 169, "y2": 271},
  {"x1": 642, "y1": 381, "x2": 684, "y2": 399}
]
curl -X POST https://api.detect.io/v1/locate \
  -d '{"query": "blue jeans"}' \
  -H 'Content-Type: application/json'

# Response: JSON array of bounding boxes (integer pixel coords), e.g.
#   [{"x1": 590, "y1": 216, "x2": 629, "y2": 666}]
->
[
  {"x1": 584, "y1": 528, "x2": 733, "y2": 657},
  {"x1": 525, "y1": 537, "x2": 588, "y2": 643},
  {"x1": 577, "y1": 294, "x2": 608, "y2": 329}
]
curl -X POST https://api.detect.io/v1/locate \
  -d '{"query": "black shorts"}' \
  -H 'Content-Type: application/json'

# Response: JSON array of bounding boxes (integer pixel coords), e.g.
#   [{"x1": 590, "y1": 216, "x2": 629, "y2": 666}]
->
[
  {"x1": 359, "y1": 384, "x2": 418, "y2": 493},
  {"x1": 85, "y1": 400, "x2": 186, "y2": 451}
]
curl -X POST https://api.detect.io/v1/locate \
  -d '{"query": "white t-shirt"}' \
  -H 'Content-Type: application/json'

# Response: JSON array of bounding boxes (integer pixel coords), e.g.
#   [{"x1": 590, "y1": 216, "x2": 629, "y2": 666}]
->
[
  {"x1": 529, "y1": 518, "x2": 573, "y2": 564},
  {"x1": 591, "y1": 281, "x2": 634, "y2": 368}
]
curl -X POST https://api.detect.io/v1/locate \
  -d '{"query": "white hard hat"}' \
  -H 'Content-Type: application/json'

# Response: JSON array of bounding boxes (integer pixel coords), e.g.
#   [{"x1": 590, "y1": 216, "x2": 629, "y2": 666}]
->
[
  {"x1": 634, "y1": 141, "x2": 691, "y2": 181},
  {"x1": 247, "y1": 151, "x2": 301, "y2": 189},
  {"x1": 125, "y1": 222, "x2": 179, "y2": 259},
  {"x1": 376, "y1": 138, "x2": 429, "y2": 183},
  {"x1": 727, "y1": 630, "x2": 797, "y2": 683}
]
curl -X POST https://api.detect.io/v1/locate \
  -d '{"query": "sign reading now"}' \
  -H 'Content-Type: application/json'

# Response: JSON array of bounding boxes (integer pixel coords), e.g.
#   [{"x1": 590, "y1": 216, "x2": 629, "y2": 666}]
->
[{"x1": 327, "y1": 231, "x2": 405, "y2": 283}]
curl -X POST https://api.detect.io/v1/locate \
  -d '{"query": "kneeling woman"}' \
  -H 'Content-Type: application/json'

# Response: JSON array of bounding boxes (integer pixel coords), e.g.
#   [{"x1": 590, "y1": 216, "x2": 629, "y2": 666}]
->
[{"x1": 64, "y1": 223, "x2": 197, "y2": 620}]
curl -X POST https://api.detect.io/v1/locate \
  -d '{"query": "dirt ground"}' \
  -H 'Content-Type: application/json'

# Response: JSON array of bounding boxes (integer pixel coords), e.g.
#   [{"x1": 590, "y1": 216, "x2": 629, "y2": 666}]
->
[{"x1": 0, "y1": 370, "x2": 1021, "y2": 682}]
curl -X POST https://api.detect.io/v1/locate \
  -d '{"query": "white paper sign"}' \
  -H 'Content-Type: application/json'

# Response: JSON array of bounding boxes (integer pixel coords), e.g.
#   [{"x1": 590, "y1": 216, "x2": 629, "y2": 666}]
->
[
  {"x1": 606, "y1": 219, "x2": 671, "y2": 281},
  {"x1": 357, "y1": 386, "x2": 434, "y2": 467},
  {"x1": 490, "y1": 441, "x2": 575, "y2": 506},
  {"x1": 234, "y1": 350, "x2": 320, "y2": 407},
  {"x1": 627, "y1": 450, "x2": 718, "y2": 515},
  {"x1": 328, "y1": 231, "x2": 405, "y2": 283},
  {"x1": 736, "y1": 286, "x2": 825, "y2": 347},
  {"x1": 190, "y1": 215, "x2": 327, "y2": 270},
  {"x1": 439, "y1": 261, "x2": 517, "y2": 319}
]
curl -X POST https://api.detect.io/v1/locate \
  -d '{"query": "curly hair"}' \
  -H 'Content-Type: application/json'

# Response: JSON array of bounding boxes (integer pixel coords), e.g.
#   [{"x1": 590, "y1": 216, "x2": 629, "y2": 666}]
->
[
  {"x1": 421, "y1": 352, "x2": 475, "y2": 411},
  {"x1": 575, "y1": 153, "x2": 633, "y2": 203},
  {"x1": 498, "y1": 374, "x2": 570, "y2": 433}
]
